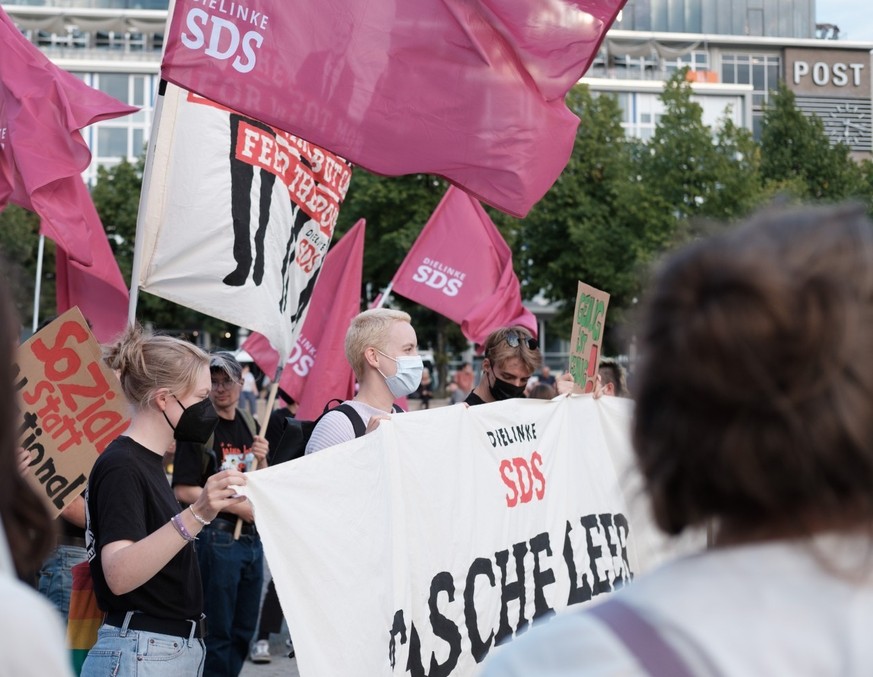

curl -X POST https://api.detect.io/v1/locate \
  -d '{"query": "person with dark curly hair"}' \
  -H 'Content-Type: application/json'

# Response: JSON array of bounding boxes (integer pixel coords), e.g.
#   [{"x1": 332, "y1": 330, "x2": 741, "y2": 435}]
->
[{"x1": 482, "y1": 202, "x2": 873, "y2": 676}]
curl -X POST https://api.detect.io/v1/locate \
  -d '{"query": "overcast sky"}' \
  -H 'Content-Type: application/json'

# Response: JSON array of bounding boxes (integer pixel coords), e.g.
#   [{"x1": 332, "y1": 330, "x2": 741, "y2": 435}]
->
[{"x1": 816, "y1": 0, "x2": 873, "y2": 42}]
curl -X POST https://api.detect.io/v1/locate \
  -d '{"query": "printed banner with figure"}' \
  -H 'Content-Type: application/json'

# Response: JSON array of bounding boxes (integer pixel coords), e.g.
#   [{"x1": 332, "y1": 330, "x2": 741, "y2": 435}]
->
[
  {"x1": 15, "y1": 308, "x2": 130, "y2": 518},
  {"x1": 137, "y1": 82, "x2": 352, "y2": 363},
  {"x1": 392, "y1": 186, "x2": 536, "y2": 345},
  {"x1": 242, "y1": 218, "x2": 364, "y2": 419},
  {"x1": 160, "y1": 0, "x2": 624, "y2": 218},
  {"x1": 246, "y1": 396, "x2": 696, "y2": 677}
]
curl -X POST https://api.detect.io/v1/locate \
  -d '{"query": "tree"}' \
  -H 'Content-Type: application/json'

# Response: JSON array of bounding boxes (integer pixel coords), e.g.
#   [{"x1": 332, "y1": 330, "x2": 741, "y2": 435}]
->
[
  {"x1": 507, "y1": 85, "x2": 671, "y2": 344},
  {"x1": 0, "y1": 204, "x2": 54, "y2": 331},
  {"x1": 760, "y1": 84, "x2": 864, "y2": 202}
]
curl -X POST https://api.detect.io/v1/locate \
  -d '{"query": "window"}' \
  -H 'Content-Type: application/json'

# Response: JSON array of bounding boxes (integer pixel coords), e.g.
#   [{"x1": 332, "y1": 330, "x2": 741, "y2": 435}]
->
[{"x1": 721, "y1": 53, "x2": 781, "y2": 139}]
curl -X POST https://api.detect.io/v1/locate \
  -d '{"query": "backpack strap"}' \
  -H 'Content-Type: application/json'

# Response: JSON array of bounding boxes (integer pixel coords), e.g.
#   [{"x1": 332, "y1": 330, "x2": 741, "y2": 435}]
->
[
  {"x1": 331, "y1": 403, "x2": 366, "y2": 438},
  {"x1": 587, "y1": 598, "x2": 697, "y2": 677},
  {"x1": 237, "y1": 407, "x2": 259, "y2": 438}
]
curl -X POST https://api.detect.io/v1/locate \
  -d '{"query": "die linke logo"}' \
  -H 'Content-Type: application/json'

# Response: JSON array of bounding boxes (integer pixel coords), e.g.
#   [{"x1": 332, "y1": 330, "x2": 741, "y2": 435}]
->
[
  {"x1": 180, "y1": 1, "x2": 270, "y2": 74},
  {"x1": 411, "y1": 257, "x2": 465, "y2": 297},
  {"x1": 487, "y1": 423, "x2": 546, "y2": 507}
]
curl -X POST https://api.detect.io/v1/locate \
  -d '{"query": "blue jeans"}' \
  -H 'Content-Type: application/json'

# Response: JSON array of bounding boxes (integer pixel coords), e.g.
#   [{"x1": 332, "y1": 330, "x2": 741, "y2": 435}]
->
[
  {"x1": 38, "y1": 544, "x2": 88, "y2": 620},
  {"x1": 81, "y1": 621, "x2": 205, "y2": 677},
  {"x1": 197, "y1": 523, "x2": 263, "y2": 676}
]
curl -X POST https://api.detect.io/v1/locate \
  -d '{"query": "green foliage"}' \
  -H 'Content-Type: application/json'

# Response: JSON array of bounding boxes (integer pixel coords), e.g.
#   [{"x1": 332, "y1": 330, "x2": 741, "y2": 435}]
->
[
  {"x1": 0, "y1": 205, "x2": 54, "y2": 330},
  {"x1": 760, "y1": 84, "x2": 865, "y2": 201}
]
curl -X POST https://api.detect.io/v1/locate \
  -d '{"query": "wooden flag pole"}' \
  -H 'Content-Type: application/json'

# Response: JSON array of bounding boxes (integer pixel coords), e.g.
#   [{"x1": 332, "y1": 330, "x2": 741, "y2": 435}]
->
[{"x1": 233, "y1": 376, "x2": 280, "y2": 540}]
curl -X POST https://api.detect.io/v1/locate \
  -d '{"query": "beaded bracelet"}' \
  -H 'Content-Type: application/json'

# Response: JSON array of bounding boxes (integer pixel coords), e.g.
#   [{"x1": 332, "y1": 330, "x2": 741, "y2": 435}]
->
[
  {"x1": 170, "y1": 513, "x2": 197, "y2": 542},
  {"x1": 188, "y1": 505, "x2": 211, "y2": 526}
]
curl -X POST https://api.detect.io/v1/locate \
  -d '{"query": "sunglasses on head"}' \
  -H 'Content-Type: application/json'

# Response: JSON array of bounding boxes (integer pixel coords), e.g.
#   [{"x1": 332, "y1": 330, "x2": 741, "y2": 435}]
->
[{"x1": 505, "y1": 331, "x2": 538, "y2": 350}]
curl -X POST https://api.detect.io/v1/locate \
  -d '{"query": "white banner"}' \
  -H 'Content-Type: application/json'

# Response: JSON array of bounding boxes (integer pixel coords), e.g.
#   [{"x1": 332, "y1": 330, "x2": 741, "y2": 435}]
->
[
  {"x1": 136, "y1": 82, "x2": 352, "y2": 362},
  {"x1": 246, "y1": 396, "x2": 695, "y2": 677}
]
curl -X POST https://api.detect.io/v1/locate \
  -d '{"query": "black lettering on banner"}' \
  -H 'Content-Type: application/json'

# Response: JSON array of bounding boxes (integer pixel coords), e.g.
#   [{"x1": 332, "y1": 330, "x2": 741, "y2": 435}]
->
[
  {"x1": 529, "y1": 532, "x2": 556, "y2": 622},
  {"x1": 494, "y1": 542, "x2": 528, "y2": 646},
  {"x1": 406, "y1": 572, "x2": 462, "y2": 677},
  {"x1": 563, "y1": 519, "x2": 593, "y2": 605},
  {"x1": 580, "y1": 513, "x2": 613, "y2": 596},
  {"x1": 387, "y1": 513, "x2": 633, "y2": 673},
  {"x1": 464, "y1": 557, "x2": 495, "y2": 664}
]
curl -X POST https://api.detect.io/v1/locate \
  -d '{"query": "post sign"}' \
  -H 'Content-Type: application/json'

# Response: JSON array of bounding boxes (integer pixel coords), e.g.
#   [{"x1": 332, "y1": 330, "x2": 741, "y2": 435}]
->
[
  {"x1": 15, "y1": 308, "x2": 130, "y2": 517},
  {"x1": 568, "y1": 281, "x2": 610, "y2": 394}
]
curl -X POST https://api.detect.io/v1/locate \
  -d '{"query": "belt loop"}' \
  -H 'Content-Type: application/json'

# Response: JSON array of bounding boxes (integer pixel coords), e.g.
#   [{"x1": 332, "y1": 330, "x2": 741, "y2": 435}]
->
[{"x1": 120, "y1": 610, "x2": 134, "y2": 638}]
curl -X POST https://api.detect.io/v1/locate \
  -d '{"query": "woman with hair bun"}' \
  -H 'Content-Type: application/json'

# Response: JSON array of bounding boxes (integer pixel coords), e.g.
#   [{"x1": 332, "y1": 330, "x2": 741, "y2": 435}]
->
[
  {"x1": 482, "y1": 203, "x2": 873, "y2": 676},
  {"x1": 81, "y1": 327, "x2": 248, "y2": 676}
]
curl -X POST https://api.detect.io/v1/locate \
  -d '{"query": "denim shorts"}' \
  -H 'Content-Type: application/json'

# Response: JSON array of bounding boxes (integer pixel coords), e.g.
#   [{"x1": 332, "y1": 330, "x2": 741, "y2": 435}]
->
[{"x1": 81, "y1": 622, "x2": 205, "y2": 677}]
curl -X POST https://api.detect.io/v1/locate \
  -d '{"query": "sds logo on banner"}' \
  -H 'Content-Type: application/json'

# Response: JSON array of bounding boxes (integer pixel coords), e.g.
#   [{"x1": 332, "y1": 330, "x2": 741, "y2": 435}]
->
[
  {"x1": 180, "y1": 6, "x2": 268, "y2": 74},
  {"x1": 411, "y1": 258, "x2": 465, "y2": 297},
  {"x1": 499, "y1": 452, "x2": 546, "y2": 508}
]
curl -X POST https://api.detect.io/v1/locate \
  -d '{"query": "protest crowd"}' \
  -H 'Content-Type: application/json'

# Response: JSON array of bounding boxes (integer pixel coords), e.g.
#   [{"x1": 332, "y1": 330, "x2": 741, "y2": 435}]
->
[{"x1": 4, "y1": 3, "x2": 873, "y2": 677}]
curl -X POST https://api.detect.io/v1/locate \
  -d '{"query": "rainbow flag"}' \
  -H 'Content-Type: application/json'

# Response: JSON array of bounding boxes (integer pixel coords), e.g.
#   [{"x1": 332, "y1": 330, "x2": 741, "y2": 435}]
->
[{"x1": 67, "y1": 561, "x2": 102, "y2": 674}]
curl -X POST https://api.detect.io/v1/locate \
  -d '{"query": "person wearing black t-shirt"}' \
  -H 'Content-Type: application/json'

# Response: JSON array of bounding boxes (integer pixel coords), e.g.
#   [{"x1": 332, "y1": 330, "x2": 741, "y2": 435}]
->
[
  {"x1": 82, "y1": 328, "x2": 248, "y2": 677},
  {"x1": 173, "y1": 352, "x2": 269, "y2": 677}
]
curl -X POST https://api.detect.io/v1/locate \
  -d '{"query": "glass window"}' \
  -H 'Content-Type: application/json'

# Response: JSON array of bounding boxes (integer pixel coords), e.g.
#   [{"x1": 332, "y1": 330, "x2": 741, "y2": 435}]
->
[
  {"x1": 97, "y1": 74, "x2": 129, "y2": 104},
  {"x1": 133, "y1": 129, "x2": 145, "y2": 156},
  {"x1": 98, "y1": 127, "x2": 129, "y2": 159}
]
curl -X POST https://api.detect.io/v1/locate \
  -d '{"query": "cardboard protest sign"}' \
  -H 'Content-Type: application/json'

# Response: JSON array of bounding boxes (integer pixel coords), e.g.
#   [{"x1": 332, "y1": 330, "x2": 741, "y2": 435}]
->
[
  {"x1": 15, "y1": 308, "x2": 129, "y2": 517},
  {"x1": 246, "y1": 396, "x2": 692, "y2": 677},
  {"x1": 568, "y1": 281, "x2": 610, "y2": 394}
]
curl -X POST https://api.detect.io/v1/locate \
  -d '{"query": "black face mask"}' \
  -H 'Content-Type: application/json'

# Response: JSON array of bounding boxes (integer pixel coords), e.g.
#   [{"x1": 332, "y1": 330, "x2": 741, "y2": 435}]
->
[
  {"x1": 488, "y1": 371, "x2": 527, "y2": 401},
  {"x1": 164, "y1": 396, "x2": 219, "y2": 444}
]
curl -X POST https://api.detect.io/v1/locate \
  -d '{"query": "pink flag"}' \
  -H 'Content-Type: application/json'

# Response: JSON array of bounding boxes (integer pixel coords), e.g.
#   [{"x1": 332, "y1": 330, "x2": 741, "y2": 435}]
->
[
  {"x1": 0, "y1": 8, "x2": 137, "y2": 265},
  {"x1": 55, "y1": 180, "x2": 129, "y2": 343},
  {"x1": 159, "y1": 0, "x2": 623, "y2": 218},
  {"x1": 243, "y1": 219, "x2": 365, "y2": 420},
  {"x1": 392, "y1": 186, "x2": 536, "y2": 345}
]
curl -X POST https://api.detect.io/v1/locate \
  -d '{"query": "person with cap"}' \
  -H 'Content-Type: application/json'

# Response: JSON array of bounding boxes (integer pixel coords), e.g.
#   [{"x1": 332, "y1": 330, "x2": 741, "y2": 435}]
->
[
  {"x1": 172, "y1": 351, "x2": 269, "y2": 677},
  {"x1": 466, "y1": 326, "x2": 574, "y2": 406}
]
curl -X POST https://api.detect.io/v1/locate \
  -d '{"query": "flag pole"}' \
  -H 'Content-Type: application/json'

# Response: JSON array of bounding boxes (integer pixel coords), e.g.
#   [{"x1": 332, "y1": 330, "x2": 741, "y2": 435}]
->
[
  {"x1": 373, "y1": 280, "x2": 394, "y2": 309},
  {"x1": 233, "y1": 366, "x2": 281, "y2": 540},
  {"x1": 32, "y1": 234, "x2": 45, "y2": 332},
  {"x1": 128, "y1": 0, "x2": 176, "y2": 326}
]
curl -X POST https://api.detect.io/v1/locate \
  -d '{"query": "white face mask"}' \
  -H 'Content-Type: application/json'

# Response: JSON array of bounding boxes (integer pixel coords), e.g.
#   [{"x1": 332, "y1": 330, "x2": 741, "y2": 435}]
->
[{"x1": 376, "y1": 350, "x2": 424, "y2": 398}]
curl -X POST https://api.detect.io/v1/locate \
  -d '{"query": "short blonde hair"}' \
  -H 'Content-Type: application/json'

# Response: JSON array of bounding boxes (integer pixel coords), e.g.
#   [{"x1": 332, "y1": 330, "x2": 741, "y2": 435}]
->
[
  {"x1": 104, "y1": 325, "x2": 210, "y2": 410},
  {"x1": 345, "y1": 309, "x2": 412, "y2": 380}
]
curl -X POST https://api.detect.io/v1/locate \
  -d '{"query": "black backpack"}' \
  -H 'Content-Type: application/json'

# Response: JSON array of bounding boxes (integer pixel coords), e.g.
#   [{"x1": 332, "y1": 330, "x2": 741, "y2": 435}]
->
[{"x1": 269, "y1": 400, "x2": 371, "y2": 465}]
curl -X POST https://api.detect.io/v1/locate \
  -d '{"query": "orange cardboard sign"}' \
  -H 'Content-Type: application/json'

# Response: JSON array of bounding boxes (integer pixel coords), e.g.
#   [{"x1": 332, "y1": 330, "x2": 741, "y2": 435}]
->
[
  {"x1": 568, "y1": 282, "x2": 610, "y2": 394},
  {"x1": 15, "y1": 308, "x2": 130, "y2": 517}
]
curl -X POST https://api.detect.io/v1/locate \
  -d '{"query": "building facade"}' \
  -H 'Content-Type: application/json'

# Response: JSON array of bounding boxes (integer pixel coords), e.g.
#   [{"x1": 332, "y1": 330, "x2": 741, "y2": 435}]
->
[{"x1": 3, "y1": 0, "x2": 871, "y2": 177}]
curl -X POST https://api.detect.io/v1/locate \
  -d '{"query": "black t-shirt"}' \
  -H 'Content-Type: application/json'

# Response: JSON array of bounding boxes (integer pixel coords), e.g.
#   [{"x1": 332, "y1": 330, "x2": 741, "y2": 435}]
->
[
  {"x1": 465, "y1": 391, "x2": 487, "y2": 406},
  {"x1": 173, "y1": 413, "x2": 255, "y2": 523},
  {"x1": 86, "y1": 436, "x2": 202, "y2": 620},
  {"x1": 266, "y1": 406, "x2": 294, "y2": 455}
]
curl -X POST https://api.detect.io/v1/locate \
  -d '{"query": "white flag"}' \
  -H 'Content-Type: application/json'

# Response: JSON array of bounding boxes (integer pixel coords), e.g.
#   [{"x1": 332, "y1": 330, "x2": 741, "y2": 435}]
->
[
  {"x1": 136, "y1": 82, "x2": 352, "y2": 362},
  {"x1": 246, "y1": 396, "x2": 701, "y2": 677}
]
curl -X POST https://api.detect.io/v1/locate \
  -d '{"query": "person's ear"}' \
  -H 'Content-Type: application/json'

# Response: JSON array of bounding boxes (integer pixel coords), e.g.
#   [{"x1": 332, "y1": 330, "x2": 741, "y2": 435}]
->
[
  {"x1": 153, "y1": 388, "x2": 171, "y2": 412},
  {"x1": 603, "y1": 382, "x2": 615, "y2": 396},
  {"x1": 364, "y1": 346, "x2": 380, "y2": 369}
]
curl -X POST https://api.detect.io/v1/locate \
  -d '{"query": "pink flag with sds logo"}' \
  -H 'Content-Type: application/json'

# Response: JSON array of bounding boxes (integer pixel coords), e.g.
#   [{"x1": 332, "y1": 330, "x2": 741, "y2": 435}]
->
[
  {"x1": 159, "y1": 0, "x2": 624, "y2": 218},
  {"x1": 392, "y1": 186, "x2": 536, "y2": 345}
]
